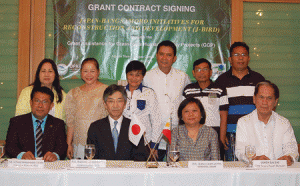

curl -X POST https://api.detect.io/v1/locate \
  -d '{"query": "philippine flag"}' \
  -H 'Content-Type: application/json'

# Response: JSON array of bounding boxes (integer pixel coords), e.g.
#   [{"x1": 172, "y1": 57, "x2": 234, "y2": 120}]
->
[
  {"x1": 162, "y1": 118, "x2": 171, "y2": 144},
  {"x1": 129, "y1": 114, "x2": 146, "y2": 146}
]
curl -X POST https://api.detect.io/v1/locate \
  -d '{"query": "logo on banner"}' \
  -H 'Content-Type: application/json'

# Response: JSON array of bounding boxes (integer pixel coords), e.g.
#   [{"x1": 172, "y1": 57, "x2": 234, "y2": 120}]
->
[{"x1": 57, "y1": 64, "x2": 68, "y2": 76}]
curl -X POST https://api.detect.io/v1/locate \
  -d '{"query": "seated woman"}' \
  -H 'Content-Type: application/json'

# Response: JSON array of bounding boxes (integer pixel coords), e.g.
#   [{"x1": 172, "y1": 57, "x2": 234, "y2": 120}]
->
[
  {"x1": 15, "y1": 58, "x2": 66, "y2": 121},
  {"x1": 170, "y1": 97, "x2": 220, "y2": 161},
  {"x1": 122, "y1": 60, "x2": 163, "y2": 155}
]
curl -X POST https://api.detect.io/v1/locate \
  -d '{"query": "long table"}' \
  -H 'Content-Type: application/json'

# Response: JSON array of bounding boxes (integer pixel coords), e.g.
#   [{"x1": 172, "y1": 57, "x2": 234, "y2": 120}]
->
[{"x1": 1, "y1": 161, "x2": 300, "y2": 186}]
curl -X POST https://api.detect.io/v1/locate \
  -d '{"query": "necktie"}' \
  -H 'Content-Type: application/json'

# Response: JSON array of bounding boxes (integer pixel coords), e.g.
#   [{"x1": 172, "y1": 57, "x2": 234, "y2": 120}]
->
[
  {"x1": 36, "y1": 120, "x2": 43, "y2": 157},
  {"x1": 112, "y1": 121, "x2": 119, "y2": 152}
]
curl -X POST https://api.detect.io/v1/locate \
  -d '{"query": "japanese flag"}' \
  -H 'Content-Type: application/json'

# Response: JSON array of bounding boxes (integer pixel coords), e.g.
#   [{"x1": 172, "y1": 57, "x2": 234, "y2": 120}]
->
[{"x1": 129, "y1": 114, "x2": 146, "y2": 146}]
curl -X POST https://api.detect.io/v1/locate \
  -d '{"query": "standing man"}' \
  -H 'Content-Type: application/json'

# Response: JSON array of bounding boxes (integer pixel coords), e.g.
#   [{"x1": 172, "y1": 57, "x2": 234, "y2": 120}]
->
[
  {"x1": 87, "y1": 84, "x2": 146, "y2": 161},
  {"x1": 215, "y1": 42, "x2": 265, "y2": 161},
  {"x1": 183, "y1": 58, "x2": 229, "y2": 160},
  {"x1": 143, "y1": 40, "x2": 191, "y2": 160},
  {"x1": 5, "y1": 87, "x2": 67, "y2": 161},
  {"x1": 235, "y1": 81, "x2": 298, "y2": 165}
]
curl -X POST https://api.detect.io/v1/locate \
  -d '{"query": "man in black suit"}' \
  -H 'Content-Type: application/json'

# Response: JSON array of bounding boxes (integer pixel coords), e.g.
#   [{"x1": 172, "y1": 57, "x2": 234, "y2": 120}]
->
[
  {"x1": 87, "y1": 84, "x2": 146, "y2": 161},
  {"x1": 5, "y1": 87, "x2": 67, "y2": 161}
]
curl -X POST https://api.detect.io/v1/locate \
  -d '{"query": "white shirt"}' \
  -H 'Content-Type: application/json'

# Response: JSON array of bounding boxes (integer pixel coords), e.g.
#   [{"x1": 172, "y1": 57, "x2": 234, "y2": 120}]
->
[
  {"x1": 143, "y1": 67, "x2": 191, "y2": 149},
  {"x1": 123, "y1": 84, "x2": 163, "y2": 144},
  {"x1": 235, "y1": 109, "x2": 299, "y2": 162},
  {"x1": 108, "y1": 115, "x2": 123, "y2": 134}
]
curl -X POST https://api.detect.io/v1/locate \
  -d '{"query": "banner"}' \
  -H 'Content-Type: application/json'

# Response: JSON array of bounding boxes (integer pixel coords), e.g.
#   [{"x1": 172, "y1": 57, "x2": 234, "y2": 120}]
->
[{"x1": 53, "y1": 0, "x2": 230, "y2": 81}]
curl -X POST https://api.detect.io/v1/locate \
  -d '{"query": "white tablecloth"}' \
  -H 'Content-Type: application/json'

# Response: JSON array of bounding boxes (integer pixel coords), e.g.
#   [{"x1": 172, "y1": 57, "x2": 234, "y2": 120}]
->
[{"x1": 1, "y1": 161, "x2": 300, "y2": 186}]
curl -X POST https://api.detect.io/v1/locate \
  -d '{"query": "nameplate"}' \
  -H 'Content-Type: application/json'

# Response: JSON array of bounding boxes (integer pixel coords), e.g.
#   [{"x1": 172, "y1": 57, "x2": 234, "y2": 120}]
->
[
  {"x1": 70, "y1": 160, "x2": 106, "y2": 168},
  {"x1": 7, "y1": 159, "x2": 44, "y2": 168},
  {"x1": 253, "y1": 160, "x2": 287, "y2": 169},
  {"x1": 188, "y1": 161, "x2": 223, "y2": 169}
]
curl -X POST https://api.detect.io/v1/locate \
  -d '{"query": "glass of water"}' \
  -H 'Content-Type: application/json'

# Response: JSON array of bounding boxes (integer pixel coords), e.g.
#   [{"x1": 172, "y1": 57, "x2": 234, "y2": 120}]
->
[
  {"x1": 168, "y1": 145, "x2": 180, "y2": 167},
  {"x1": 85, "y1": 144, "x2": 95, "y2": 160},
  {"x1": 245, "y1": 145, "x2": 256, "y2": 167},
  {"x1": 0, "y1": 146, "x2": 4, "y2": 158}
]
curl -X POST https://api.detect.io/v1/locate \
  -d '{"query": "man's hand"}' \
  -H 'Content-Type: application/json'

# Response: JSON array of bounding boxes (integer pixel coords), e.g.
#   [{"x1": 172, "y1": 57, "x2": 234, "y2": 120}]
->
[
  {"x1": 253, "y1": 155, "x2": 270, "y2": 160},
  {"x1": 220, "y1": 136, "x2": 229, "y2": 150},
  {"x1": 22, "y1": 151, "x2": 35, "y2": 160},
  {"x1": 278, "y1": 155, "x2": 293, "y2": 166},
  {"x1": 43, "y1": 151, "x2": 57, "y2": 162}
]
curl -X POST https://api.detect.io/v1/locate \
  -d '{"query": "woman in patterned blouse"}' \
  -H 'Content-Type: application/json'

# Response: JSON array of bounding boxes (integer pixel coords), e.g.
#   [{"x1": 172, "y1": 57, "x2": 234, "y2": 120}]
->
[{"x1": 170, "y1": 97, "x2": 220, "y2": 160}]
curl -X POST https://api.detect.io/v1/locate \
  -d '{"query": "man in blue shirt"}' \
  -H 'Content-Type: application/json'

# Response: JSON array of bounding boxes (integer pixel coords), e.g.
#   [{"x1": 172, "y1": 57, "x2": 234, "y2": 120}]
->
[{"x1": 5, "y1": 87, "x2": 67, "y2": 161}]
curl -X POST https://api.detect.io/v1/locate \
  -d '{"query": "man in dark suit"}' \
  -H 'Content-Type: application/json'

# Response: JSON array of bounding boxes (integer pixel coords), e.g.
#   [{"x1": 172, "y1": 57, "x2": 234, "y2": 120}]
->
[
  {"x1": 87, "y1": 84, "x2": 146, "y2": 161},
  {"x1": 5, "y1": 86, "x2": 67, "y2": 161}
]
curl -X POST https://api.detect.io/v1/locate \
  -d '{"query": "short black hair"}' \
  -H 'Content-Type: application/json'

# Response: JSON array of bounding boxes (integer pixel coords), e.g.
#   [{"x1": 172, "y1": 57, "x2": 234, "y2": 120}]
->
[
  {"x1": 126, "y1": 60, "x2": 146, "y2": 76},
  {"x1": 31, "y1": 86, "x2": 54, "y2": 103},
  {"x1": 230, "y1": 42, "x2": 250, "y2": 57},
  {"x1": 254, "y1": 80, "x2": 280, "y2": 100},
  {"x1": 103, "y1": 84, "x2": 127, "y2": 103},
  {"x1": 157, "y1": 40, "x2": 177, "y2": 56},
  {"x1": 81, "y1": 58, "x2": 100, "y2": 71},
  {"x1": 178, "y1": 97, "x2": 206, "y2": 125},
  {"x1": 193, "y1": 58, "x2": 212, "y2": 70}
]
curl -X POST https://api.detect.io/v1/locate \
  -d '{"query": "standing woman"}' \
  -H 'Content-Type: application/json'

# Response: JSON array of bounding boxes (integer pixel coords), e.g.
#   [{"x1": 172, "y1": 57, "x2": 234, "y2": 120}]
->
[
  {"x1": 15, "y1": 58, "x2": 66, "y2": 120},
  {"x1": 123, "y1": 60, "x2": 163, "y2": 155},
  {"x1": 65, "y1": 58, "x2": 108, "y2": 159},
  {"x1": 171, "y1": 97, "x2": 220, "y2": 161}
]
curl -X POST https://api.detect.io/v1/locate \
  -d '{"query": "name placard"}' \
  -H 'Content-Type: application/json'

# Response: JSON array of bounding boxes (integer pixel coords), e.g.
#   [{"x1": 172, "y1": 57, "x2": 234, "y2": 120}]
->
[
  {"x1": 253, "y1": 160, "x2": 287, "y2": 169},
  {"x1": 7, "y1": 159, "x2": 44, "y2": 168},
  {"x1": 70, "y1": 160, "x2": 106, "y2": 168},
  {"x1": 188, "y1": 161, "x2": 223, "y2": 169}
]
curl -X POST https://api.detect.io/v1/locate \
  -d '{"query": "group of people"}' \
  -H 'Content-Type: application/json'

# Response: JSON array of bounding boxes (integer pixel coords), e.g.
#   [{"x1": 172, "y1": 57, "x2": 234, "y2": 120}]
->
[{"x1": 4, "y1": 40, "x2": 299, "y2": 165}]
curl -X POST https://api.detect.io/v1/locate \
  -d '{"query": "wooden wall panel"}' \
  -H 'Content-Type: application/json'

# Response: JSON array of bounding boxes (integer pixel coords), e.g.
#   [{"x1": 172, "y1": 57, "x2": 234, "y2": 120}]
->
[{"x1": 17, "y1": 0, "x2": 46, "y2": 97}]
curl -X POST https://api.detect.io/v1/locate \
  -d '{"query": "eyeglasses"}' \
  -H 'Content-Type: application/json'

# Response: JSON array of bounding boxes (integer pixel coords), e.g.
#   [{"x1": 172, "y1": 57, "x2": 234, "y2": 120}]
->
[
  {"x1": 195, "y1": 68, "x2": 210, "y2": 72},
  {"x1": 233, "y1": 53, "x2": 248, "y2": 57},
  {"x1": 33, "y1": 99, "x2": 50, "y2": 105}
]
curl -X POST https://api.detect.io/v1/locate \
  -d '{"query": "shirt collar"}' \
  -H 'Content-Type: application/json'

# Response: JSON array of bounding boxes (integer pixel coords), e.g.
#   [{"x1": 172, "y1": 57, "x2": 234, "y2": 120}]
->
[
  {"x1": 108, "y1": 115, "x2": 123, "y2": 131},
  {"x1": 195, "y1": 80, "x2": 213, "y2": 90},
  {"x1": 157, "y1": 66, "x2": 174, "y2": 76},
  {"x1": 125, "y1": 83, "x2": 143, "y2": 92},
  {"x1": 229, "y1": 66, "x2": 252, "y2": 77},
  {"x1": 31, "y1": 113, "x2": 48, "y2": 127},
  {"x1": 254, "y1": 109, "x2": 275, "y2": 126}
]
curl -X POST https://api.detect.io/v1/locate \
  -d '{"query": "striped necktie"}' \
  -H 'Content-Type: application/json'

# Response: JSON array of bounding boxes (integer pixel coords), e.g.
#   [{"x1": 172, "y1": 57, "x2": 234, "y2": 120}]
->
[
  {"x1": 112, "y1": 120, "x2": 119, "y2": 152},
  {"x1": 36, "y1": 120, "x2": 43, "y2": 157}
]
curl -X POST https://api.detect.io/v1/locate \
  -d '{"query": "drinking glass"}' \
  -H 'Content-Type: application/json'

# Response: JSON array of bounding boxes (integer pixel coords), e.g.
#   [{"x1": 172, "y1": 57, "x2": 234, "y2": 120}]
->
[
  {"x1": 230, "y1": 134, "x2": 236, "y2": 161},
  {"x1": 0, "y1": 146, "x2": 5, "y2": 164},
  {"x1": 85, "y1": 144, "x2": 95, "y2": 160},
  {"x1": 168, "y1": 145, "x2": 180, "y2": 167},
  {"x1": 245, "y1": 145, "x2": 256, "y2": 167},
  {"x1": 0, "y1": 146, "x2": 4, "y2": 158}
]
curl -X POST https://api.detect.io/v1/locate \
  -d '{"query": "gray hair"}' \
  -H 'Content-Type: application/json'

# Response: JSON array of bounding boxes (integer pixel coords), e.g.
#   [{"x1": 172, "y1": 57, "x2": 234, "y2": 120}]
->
[
  {"x1": 254, "y1": 80, "x2": 279, "y2": 99},
  {"x1": 103, "y1": 84, "x2": 127, "y2": 103}
]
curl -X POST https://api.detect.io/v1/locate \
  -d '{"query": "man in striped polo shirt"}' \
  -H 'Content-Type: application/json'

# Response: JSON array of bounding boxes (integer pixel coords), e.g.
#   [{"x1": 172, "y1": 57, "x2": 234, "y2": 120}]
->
[
  {"x1": 215, "y1": 42, "x2": 265, "y2": 161},
  {"x1": 183, "y1": 58, "x2": 229, "y2": 160}
]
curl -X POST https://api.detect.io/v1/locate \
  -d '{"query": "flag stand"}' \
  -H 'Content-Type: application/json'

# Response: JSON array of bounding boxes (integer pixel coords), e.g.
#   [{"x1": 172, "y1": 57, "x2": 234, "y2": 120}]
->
[
  {"x1": 146, "y1": 113, "x2": 173, "y2": 168},
  {"x1": 145, "y1": 133, "x2": 160, "y2": 168}
]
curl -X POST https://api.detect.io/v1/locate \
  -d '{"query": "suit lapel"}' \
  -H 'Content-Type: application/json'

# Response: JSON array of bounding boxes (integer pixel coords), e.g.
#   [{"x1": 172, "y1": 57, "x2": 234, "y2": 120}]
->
[
  {"x1": 42, "y1": 115, "x2": 53, "y2": 155},
  {"x1": 26, "y1": 113, "x2": 36, "y2": 155},
  {"x1": 116, "y1": 118, "x2": 129, "y2": 155},
  {"x1": 102, "y1": 117, "x2": 116, "y2": 156}
]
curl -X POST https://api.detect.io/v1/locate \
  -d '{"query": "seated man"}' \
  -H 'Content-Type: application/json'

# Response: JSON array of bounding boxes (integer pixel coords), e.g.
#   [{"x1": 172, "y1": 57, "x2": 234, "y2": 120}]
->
[
  {"x1": 87, "y1": 84, "x2": 146, "y2": 161},
  {"x1": 236, "y1": 81, "x2": 298, "y2": 165},
  {"x1": 5, "y1": 87, "x2": 67, "y2": 161}
]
